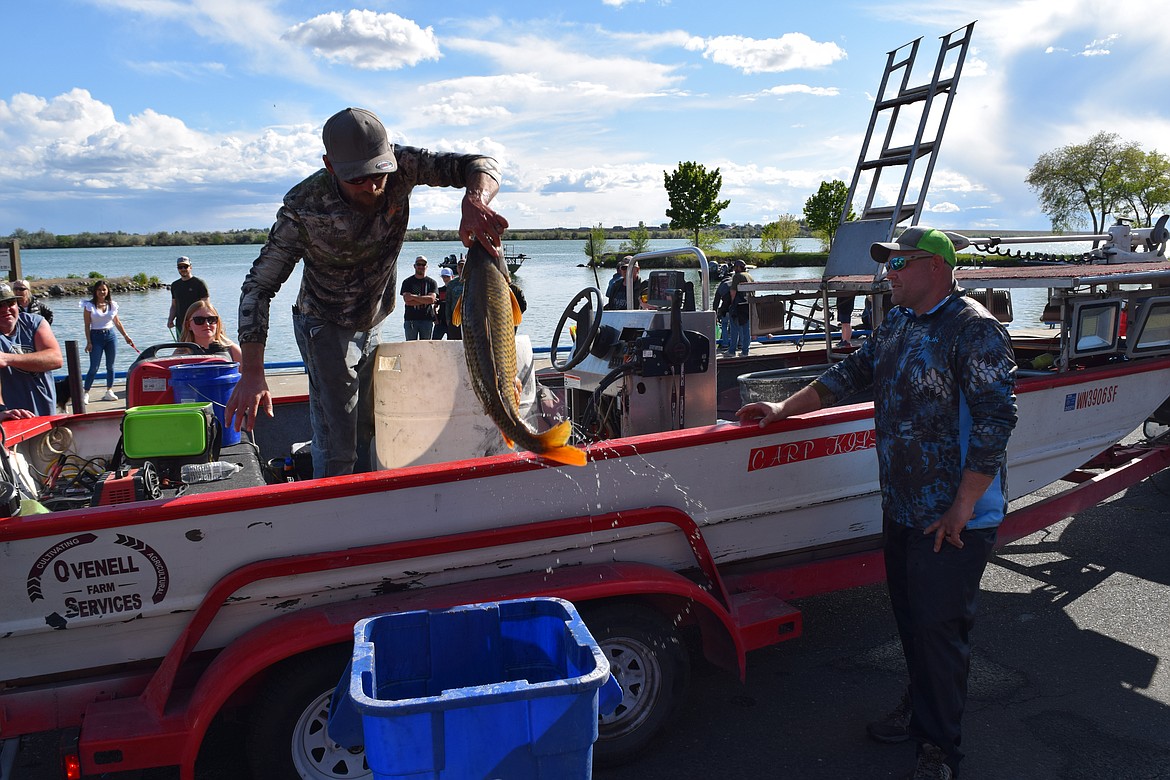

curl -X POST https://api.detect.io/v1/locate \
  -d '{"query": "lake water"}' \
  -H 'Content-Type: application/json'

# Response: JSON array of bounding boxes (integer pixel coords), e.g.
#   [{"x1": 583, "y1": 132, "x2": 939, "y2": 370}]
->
[{"x1": 17, "y1": 238, "x2": 1048, "y2": 377}]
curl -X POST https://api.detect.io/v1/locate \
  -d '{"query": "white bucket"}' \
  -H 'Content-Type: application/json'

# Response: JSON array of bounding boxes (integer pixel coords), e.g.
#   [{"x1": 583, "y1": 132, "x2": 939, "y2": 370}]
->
[{"x1": 372, "y1": 337, "x2": 537, "y2": 469}]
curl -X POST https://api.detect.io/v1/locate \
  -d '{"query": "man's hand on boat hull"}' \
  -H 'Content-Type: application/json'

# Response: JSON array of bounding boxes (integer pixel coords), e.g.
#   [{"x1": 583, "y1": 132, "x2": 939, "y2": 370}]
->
[{"x1": 736, "y1": 385, "x2": 825, "y2": 427}]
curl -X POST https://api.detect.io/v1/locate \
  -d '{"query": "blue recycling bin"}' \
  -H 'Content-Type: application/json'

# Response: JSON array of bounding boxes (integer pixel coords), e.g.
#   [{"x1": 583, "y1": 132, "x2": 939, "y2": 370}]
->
[{"x1": 328, "y1": 598, "x2": 622, "y2": 780}]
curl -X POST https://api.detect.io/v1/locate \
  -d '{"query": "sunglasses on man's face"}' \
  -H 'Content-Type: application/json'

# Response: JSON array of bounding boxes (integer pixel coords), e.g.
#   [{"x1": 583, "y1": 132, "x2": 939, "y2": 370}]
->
[
  {"x1": 886, "y1": 254, "x2": 933, "y2": 272},
  {"x1": 12, "y1": 287, "x2": 27, "y2": 292},
  {"x1": 345, "y1": 173, "x2": 388, "y2": 186},
  {"x1": 191, "y1": 315, "x2": 218, "y2": 326},
  {"x1": 177, "y1": 264, "x2": 191, "y2": 270}
]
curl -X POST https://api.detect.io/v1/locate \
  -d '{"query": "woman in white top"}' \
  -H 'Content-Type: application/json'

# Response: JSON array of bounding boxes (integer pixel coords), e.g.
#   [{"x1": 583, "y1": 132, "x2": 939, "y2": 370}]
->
[{"x1": 81, "y1": 280, "x2": 135, "y2": 402}]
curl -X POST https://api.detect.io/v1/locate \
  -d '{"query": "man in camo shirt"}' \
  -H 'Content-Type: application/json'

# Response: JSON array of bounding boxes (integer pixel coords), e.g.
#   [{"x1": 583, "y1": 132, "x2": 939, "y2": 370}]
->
[
  {"x1": 227, "y1": 107, "x2": 506, "y2": 477},
  {"x1": 737, "y1": 227, "x2": 1017, "y2": 780}
]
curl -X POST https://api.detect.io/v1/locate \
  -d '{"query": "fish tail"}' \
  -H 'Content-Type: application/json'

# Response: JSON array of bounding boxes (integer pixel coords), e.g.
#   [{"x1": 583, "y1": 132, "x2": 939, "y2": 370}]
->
[
  {"x1": 534, "y1": 420, "x2": 587, "y2": 467},
  {"x1": 452, "y1": 297, "x2": 462, "y2": 326},
  {"x1": 511, "y1": 288, "x2": 523, "y2": 325}
]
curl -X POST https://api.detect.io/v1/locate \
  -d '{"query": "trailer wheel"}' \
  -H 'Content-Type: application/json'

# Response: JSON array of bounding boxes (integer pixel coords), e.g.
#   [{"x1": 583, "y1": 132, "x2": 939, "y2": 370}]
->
[
  {"x1": 246, "y1": 647, "x2": 371, "y2": 780},
  {"x1": 584, "y1": 603, "x2": 691, "y2": 767}
]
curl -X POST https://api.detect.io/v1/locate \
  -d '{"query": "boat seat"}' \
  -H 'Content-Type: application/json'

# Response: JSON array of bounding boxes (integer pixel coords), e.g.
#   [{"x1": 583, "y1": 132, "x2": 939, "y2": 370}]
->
[{"x1": 966, "y1": 289, "x2": 1013, "y2": 323}]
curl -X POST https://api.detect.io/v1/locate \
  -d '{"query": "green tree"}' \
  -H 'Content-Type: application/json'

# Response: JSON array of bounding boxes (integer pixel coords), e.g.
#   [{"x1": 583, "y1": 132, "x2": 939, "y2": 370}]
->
[
  {"x1": 583, "y1": 223, "x2": 609, "y2": 267},
  {"x1": 1115, "y1": 147, "x2": 1170, "y2": 227},
  {"x1": 663, "y1": 161, "x2": 730, "y2": 248},
  {"x1": 760, "y1": 213, "x2": 801, "y2": 253},
  {"x1": 619, "y1": 222, "x2": 651, "y2": 255},
  {"x1": 803, "y1": 181, "x2": 854, "y2": 250},
  {"x1": 1026, "y1": 131, "x2": 1138, "y2": 233},
  {"x1": 732, "y1": 236, "x2": 755, "y2": 255}
]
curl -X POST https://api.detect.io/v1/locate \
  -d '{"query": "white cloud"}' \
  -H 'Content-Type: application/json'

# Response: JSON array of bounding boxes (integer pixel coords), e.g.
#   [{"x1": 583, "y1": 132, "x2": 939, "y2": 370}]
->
[
  {"x1": 125, "y1": 60, "x2": 228, "y2": 80},
  {"x1": 1078, "y1": 34, "x2": 1119, "y2": 57},
  {"x1": 0, "y1": 90, "x2": 320, "y2": 192},
  {"x1": 753, "y1": 85, "x2": 840, "y2": 98},
  {"x1": 283, "y1": 10, "x2": 440, "y2": 70},
  {"x1": 685, "y1": 33, "x2": 846, "y2": 74}
]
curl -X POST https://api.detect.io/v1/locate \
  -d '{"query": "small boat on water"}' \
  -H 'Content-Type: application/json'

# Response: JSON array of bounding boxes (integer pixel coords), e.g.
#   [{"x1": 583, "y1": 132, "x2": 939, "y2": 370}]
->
[{"x1": 440, "y1": 245, "x2": 527, "y2": 275}]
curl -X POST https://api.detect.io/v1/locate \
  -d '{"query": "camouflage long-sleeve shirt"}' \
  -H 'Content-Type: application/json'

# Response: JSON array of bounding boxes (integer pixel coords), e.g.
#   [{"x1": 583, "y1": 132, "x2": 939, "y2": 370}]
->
[
  {"x1": 238, "y1": 147, "x2": 500, "y2": 344},
  {"x1": 814, "y1": 290, "x2": 1018, "y2": 530}
]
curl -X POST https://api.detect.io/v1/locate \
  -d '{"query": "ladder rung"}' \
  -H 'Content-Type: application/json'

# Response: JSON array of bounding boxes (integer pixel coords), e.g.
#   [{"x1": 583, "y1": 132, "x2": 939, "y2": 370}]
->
[
  {"x1": 863, "y1": 204, "x2": 918, "y2": 222},
  {"x1": 876, "y1": 77, "x2": 955, "y2": 109},
  {"x1": 858, "y1": 141, "x2": 937, "y2": 170}
]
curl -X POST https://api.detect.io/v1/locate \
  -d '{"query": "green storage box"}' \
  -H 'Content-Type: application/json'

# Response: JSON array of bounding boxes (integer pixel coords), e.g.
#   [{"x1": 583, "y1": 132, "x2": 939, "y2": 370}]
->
[{"x1": 122, "y1": 403, "x2": 215, "y2": 460}]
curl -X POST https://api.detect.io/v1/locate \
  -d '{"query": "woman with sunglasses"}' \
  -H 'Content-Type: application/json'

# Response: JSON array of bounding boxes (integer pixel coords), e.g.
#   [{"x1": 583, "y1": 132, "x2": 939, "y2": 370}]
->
[
  {"x1": 81, "y1": 280, "x2": 136, "y2": 403},
  {"x1": 180, "y1": 299, "x2": 242, "y2": 363}
]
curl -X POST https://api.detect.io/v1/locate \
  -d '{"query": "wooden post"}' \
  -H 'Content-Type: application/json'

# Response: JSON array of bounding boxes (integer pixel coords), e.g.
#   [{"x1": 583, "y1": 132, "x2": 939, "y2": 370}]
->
[
  {"x1": 65, "y1": 341, "x2": 86, "y2": 414},
  {"x1": 3, "y1": 239, "x2": 19, "y2": 281}
]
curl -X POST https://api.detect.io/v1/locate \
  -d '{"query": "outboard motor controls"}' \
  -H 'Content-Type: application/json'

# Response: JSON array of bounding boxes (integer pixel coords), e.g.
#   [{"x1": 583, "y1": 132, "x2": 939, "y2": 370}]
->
[
  {"x1": 620, "y1": 288, "x2": 718, "y2": 435},
  {"x1": 634, "y1": 291, "x2": 710, "y2": 377}
]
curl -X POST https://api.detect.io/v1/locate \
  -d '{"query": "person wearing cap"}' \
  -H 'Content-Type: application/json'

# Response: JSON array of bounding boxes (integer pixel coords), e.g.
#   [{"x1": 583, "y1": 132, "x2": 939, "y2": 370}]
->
[
  {"x1": 401, "y1": 255, "x2": 438, "y2": 340},
  {"x1": 737, "y1": 226, "x2": 1017, "y2": 780},
  {"x1": 229, "y1": 107, "x2": 505, "y2": 477},
  {"x1": 167, "y1": 257, "x2": 209, "y2": 336},
  {"x1": 13, "y1": 279, "x2": 53, "y2": 325},
  {"x1": 445, "y1": 257, "x2": 467, "y2": 341},
  {"x1": 725, "y1": 258, "x2": 754, "y2": 356},
  {"x1": 432, "y1": 267, "x2": 455, "y2": 340},
  {"x1": 0, "y1": 281, "x2": 62, "y2": 417},
  {"x1": 604, "y1": 256, "x2": 648, "y2": 310}
]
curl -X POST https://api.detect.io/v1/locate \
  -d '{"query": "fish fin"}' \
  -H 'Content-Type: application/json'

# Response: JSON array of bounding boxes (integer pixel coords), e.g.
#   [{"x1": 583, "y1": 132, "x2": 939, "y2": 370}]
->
[
  {"x1": 534, "y1": 420, "x2": 588, "y2": 467},
  {"x1": 452, "y1": 297, "x2": 462, "y2": 327},
  {"x1": 510, "y1": 289, "x2": 523, "y2": 325}
]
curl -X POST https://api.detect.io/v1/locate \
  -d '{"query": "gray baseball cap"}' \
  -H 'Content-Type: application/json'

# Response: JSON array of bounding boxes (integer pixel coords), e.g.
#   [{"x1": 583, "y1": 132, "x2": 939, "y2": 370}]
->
[
  {"x1": 322, "y1": 108, "x2": 398, "y2": 181},
  {"x1": 0, "y1": 283, "x2": 16, "y2": 304}
]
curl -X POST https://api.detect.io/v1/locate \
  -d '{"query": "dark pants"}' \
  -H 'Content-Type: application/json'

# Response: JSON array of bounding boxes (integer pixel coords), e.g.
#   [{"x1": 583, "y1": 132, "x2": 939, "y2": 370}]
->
[{"x1": 883, "y1": 516, "x2": 997, "y2": 774}]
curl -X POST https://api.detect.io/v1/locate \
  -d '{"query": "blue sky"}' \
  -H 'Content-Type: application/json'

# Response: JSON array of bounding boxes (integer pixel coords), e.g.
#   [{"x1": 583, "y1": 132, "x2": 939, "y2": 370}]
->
[{"x1": 2, "y1": 0, "x2": 1167, "y2": 235}]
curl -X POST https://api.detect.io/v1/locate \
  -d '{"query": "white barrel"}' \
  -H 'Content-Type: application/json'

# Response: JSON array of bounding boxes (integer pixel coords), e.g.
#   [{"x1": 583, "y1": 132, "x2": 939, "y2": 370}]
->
[{"x1": 372, "y1": 337, "x2": 536, "y2": 470}]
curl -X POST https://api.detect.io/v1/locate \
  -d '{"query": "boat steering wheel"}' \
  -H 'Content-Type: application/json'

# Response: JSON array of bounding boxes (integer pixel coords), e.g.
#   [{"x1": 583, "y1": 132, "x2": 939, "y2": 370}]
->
[{"x1": 550, "y1": 287, "x2": 604, "y2": 372}]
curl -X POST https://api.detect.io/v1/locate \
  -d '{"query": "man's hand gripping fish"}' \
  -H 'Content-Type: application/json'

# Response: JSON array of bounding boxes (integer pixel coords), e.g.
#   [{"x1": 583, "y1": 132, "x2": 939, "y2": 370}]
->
[{"x1": 453, "y1": 241, "x2": 587, "y2": 466}]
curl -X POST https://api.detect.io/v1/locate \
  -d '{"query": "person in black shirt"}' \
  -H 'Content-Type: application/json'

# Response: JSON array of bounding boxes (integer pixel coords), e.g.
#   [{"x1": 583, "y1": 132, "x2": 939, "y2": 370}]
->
[
  {"x1": 168, "y1": 257, "x2": 209, "y2": 335},
  {"x1": 400, "y1": 256, "x2": 438, "y2": 340}
]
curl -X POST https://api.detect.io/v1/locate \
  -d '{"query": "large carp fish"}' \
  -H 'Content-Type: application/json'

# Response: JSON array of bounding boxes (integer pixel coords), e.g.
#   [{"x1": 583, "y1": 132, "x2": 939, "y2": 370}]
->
[{"x1": 453, "y1": 241, "x2": 587, "y2": 467}]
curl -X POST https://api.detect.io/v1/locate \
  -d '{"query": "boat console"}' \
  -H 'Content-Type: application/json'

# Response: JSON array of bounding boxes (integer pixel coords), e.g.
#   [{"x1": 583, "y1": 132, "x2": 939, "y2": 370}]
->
[{"x1": 539, "y1": 248, "x2": 718, "y2": 440}]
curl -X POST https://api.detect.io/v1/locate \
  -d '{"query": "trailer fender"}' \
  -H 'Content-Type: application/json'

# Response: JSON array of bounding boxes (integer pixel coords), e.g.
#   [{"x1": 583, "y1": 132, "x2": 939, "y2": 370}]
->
[{"x1": 160, "y1": 562, "x2": 744, "y2": 775}]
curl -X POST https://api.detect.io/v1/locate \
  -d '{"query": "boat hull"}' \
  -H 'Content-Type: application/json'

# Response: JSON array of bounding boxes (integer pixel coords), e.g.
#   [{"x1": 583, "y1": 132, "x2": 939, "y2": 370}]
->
[{"x1": 2, "y1": 357, "x2": 1168, "y2": 683}]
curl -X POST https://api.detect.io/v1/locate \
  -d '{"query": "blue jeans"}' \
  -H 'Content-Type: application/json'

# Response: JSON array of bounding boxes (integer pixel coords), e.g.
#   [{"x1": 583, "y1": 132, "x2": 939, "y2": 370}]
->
[
  {"x1": 292, "y1": 311, "x2": 380, "y2": 478},
  {"x1": 727, "y1": 316, "x2": 751, "y2": 355},
  {"x1": 84, "y1": 329, "x2": 116, "y2": 391},
  {"x1": 404, "y1": 319, "x2": 433, "y2": 340}
]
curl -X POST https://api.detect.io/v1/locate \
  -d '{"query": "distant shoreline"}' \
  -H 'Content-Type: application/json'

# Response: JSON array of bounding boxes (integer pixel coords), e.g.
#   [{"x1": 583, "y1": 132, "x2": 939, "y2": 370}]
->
[{"x1": 23, "y1": 277, "x2": 164, "y2": 299}]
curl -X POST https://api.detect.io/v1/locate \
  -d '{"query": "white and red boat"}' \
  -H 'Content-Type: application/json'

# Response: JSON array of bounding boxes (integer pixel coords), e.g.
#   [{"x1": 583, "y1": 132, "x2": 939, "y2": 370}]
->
[
  {"x1": 2, "y1": 239, "x2": 1170, "y2": 779},
  {"x1": 4, "y1": 21, "x2": 1170, "y2": 780}
]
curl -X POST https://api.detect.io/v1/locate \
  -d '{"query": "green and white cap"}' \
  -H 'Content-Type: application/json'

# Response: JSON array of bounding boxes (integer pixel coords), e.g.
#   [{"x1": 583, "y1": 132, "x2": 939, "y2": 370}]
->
[{"x1": 870, "y1": 226, "x2": 957, "y2": 267}]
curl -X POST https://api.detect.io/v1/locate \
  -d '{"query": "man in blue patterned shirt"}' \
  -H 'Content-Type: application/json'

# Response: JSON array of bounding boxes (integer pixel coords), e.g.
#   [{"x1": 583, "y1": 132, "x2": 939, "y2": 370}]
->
[{"x1": 738, "y1": 226, "x2": 1017, "y2": 780}]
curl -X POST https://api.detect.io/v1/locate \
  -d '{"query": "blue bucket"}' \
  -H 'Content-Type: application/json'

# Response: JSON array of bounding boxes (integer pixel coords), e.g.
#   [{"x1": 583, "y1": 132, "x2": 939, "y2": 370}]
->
[{"x1": 170, "y1": 362, "x2": 242, "y2": 446}]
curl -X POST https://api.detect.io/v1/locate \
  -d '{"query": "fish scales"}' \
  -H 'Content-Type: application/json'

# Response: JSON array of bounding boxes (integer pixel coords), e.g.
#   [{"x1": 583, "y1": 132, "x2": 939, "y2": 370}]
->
[{"x1": 456, "y1": 241, "x2": 586, "y2": 466}]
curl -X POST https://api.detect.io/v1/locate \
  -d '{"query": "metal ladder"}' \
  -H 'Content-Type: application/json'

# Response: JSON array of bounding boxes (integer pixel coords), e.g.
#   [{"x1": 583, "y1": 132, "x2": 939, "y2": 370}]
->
[{"x1": 818, "y1": 22, "x2": 977, "y2": 346}]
